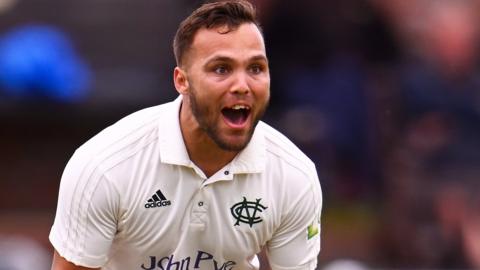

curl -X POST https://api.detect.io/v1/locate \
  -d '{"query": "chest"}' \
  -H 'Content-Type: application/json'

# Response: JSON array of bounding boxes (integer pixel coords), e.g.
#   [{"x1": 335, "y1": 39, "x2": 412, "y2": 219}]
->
[{"x1": 114, "y1": 165, "x2": 278, "y2": 261}]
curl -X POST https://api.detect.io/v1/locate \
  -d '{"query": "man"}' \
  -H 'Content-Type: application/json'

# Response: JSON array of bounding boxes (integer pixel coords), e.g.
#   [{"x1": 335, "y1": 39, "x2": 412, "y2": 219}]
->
[{"x1": 49, "y1": 1, "x2": 322, "y2": 269}]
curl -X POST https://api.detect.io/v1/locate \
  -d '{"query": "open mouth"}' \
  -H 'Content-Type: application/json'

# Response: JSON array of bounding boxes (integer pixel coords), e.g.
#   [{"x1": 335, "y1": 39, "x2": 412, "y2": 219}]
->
[{"x1": 221, "y1": 104, "x2": 251, "y2": 127}]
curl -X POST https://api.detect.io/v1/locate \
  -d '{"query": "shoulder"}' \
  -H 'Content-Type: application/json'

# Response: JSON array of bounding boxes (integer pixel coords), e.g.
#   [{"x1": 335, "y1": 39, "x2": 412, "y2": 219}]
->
[
  {"x1": 77, "y1": 101, "x2": 176, "y2": 162},
  {"x1": 64, "y1": 100, "x2": 176, "y2": 184},
  {"x1": 257, "y1": 121, "x2": 317, "y2": 178},
  {"x1": 78, "y1": 102, "x2": 171, "y2": 156},
  {"x1": 256, "y1": 123, "x2": 322, "y2": 235},
  {"x1": 257, "y1": 121, "x2": 322, "y2": 203}
]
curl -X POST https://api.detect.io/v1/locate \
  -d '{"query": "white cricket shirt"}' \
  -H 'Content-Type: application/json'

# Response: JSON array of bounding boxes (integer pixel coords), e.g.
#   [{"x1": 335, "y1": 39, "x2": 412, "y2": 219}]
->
[{"x1": 49, "y1": 96, "x2": 322, "y2": 270}]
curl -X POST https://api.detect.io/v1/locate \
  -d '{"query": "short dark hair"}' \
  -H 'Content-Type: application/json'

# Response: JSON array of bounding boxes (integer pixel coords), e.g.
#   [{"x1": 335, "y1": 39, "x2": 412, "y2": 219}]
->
[{"x1": 173, "y1": 0, "x2": 261, "y2": 67}]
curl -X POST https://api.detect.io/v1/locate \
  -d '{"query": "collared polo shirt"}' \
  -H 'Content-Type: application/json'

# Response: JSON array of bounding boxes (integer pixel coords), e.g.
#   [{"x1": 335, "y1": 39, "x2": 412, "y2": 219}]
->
[{"x1": 49, "y1": 96, "x2": 322, "y2": 270}]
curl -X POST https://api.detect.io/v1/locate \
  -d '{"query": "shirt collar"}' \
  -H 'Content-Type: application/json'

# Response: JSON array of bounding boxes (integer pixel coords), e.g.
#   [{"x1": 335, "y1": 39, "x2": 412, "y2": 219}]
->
[
  {"x1": 158, "y1": 95, "x2": 266, "y2": 175},
  {"x1": 158, "y1": 95, "x2": 191, "y2": 167}
]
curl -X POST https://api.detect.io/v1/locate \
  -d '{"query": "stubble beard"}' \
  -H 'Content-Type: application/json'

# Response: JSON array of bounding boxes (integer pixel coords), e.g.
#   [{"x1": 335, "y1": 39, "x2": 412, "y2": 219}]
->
[{"x1": 188, "y1": 86, "x2": 268, "y2": 152}]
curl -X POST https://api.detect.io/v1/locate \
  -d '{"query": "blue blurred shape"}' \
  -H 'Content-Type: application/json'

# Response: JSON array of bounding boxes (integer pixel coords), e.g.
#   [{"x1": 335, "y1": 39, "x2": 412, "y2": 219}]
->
[{"x1": 0, "y1": 25, "x2": 91, "y2": 102}]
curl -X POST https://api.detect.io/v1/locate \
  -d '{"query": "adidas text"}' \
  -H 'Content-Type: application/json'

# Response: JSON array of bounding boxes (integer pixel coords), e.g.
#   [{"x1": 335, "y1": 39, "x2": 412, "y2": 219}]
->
[{"x1": 145, "y1": 200, "x2": 171, "y2": 208}]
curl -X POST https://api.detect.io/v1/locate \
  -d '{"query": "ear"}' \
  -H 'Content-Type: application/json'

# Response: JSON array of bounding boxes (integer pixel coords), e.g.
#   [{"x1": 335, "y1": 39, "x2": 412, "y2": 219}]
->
[{"x1": 173, "y1": 67, "x2": 189, "y2": 95}]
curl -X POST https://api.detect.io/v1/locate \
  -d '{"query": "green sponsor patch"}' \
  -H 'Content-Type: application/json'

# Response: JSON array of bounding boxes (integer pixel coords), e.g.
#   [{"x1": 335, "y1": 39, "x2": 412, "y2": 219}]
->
[{"x1": 307, "y1": 223, "x2": 319, "y2": 240}]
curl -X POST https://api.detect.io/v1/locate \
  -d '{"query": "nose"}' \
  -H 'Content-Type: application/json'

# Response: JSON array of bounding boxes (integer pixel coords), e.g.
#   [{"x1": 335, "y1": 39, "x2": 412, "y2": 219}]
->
[{"x1": 230, "y1": 71, "x2": 250, "y2": 95}]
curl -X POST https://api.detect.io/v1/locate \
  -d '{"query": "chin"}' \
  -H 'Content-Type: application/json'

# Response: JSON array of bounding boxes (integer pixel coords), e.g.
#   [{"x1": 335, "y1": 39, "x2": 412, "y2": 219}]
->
[{"x1": 215, "y1": 136, "x2": 251, "y2": 152}]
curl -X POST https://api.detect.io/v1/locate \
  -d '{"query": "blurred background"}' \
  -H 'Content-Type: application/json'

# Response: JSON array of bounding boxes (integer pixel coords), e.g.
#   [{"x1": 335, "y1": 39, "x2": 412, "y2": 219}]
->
[{"x1": 1, "y1": 0, "x2": 480, "y2": 269}]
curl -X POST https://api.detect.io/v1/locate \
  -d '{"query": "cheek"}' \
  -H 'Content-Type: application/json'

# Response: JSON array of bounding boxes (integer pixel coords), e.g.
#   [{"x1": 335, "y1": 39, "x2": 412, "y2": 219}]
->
[
  {"x1": 191, "y1": 86, "x2": 221, "y2": 116},
  {"x1": 252, "y1": 78, "x2": 270, "y2": 101},
  {"x1": 195, "y1": 78, "x2": 228, "y2": 98}
]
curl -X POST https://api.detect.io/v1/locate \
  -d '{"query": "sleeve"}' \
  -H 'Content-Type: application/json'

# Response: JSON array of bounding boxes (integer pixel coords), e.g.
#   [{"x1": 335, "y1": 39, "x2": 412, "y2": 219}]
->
[
  {"x1": 49, "y1": 150, "x2": 120, "y2": 268},
  {"x1": 267, "y1": 171, "x2": 322, "y2": 270}
]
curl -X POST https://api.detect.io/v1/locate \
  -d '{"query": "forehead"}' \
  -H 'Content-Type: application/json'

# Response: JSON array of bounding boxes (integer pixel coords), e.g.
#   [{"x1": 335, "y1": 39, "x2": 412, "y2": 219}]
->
[{"x1": 188, "y1": 23, "x2": 266, "y2": 65}]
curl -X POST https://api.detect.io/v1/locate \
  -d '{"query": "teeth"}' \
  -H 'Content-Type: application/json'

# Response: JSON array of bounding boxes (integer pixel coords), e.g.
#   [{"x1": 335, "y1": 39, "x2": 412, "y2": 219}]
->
[{"x1": 231, "y1": 104, "x2": 249, "y2": 110}]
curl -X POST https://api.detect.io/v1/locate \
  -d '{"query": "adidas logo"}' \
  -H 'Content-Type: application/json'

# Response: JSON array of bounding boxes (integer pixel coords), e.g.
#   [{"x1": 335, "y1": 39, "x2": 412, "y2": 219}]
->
[{"x1": 144, "y1": 189, "x2": 171, "y2": 209}]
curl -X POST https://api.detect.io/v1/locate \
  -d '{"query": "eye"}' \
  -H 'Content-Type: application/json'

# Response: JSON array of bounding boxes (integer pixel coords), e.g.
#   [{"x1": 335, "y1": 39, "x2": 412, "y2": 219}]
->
[
  {"x1": 249, "y1": 64, "x2": 264, "y2": 75},
  {"x1": 214, "y1": 65, "x2": 230, "y2": 75}
]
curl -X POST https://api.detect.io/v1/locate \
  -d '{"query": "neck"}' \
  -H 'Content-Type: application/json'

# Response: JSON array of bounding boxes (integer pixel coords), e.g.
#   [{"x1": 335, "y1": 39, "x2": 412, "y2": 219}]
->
[{"x1": 179, "y1": 101, "x2": 238, "y2": 178}]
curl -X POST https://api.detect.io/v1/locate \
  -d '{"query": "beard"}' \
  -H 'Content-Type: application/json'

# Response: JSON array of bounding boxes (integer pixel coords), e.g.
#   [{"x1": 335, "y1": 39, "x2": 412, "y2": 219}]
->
[{"x1": 188, "y1": 85, "x2": 268, "y2": 152}]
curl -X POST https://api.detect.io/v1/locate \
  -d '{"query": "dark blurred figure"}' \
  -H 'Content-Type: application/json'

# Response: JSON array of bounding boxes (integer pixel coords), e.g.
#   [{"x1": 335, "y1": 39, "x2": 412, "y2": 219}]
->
[
  {"x1": 382, "y1": 136, "x2": 480, "y2": 268},
  {"x1": 371, "y1": 0, "x2": 480, "y2": 131},
  {"x1": 263, "y1": 0, "x2": 399, "y2": 202},
  {"x1": 375, "y1": 0, "x2": 480, "y2": 268}
]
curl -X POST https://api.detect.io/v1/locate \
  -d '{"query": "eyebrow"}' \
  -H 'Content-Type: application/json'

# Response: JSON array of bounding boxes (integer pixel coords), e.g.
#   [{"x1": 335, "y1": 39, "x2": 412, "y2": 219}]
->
[{"x1": 205, "y1": 54, "x2": 268, "y2": 65}]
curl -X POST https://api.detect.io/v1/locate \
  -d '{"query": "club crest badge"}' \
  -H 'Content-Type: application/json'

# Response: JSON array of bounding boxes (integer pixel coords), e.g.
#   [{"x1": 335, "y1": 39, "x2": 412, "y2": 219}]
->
[{"x1": 230, "y1": 197, "x2": 268, "y2": 227}]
